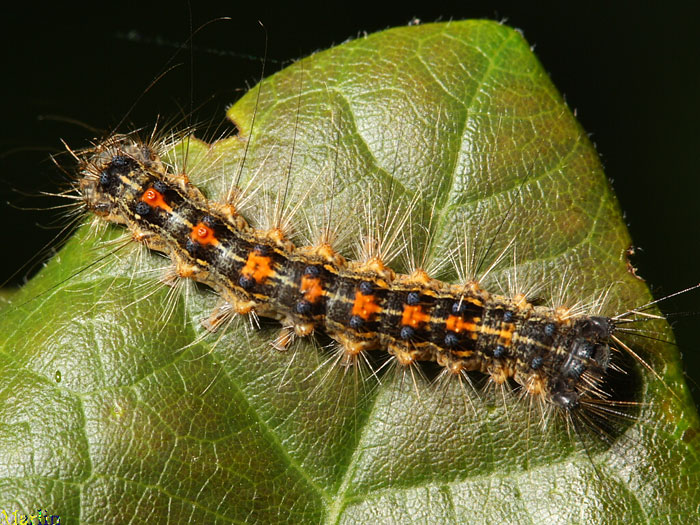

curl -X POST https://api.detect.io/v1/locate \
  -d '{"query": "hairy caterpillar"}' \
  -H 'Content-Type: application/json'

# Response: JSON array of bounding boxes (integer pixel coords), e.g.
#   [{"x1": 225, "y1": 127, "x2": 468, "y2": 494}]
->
[
  {"x1": 79, "y1": 132, "x2": 632, "y2": 419},
  {"x1": 1, "y1": 19, "x2": 699, "y2": 524}
]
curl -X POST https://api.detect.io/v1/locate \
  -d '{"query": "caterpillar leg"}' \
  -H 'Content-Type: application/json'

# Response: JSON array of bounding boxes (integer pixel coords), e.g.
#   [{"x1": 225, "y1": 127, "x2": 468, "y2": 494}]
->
[
  {"x1": 160, "y1": 266, "x2": 180, "y2": 287},
  {"x1": 272, "y1": 327, "x2": 295, "y2": 351},
  {"x1": 202, "y1": 300, "x2": 235, "y2": 332}
]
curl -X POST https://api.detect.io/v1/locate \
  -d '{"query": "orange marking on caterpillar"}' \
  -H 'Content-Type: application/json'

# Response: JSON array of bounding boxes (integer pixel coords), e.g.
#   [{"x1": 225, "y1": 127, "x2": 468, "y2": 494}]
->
[
  {"x1": 191, "y1": 222, "x2": 218, "y2": 246},
  {"x1": 497, "y1": 326, "x2": 515, "y2": 346},
  {"x1": 351, "y1": 292, "x2": 381, "y2": 321},
  {"x1": 445, "y1": 315, "x2": 478, "y2": 335},
  {"x1": 241, "y1": 251, "x2": 274, "y2": 284},
  {"x1": 141, "y1": 187, "x2": 170, "y2": 211},
  {"x1": 401, "y1": 304, "x2": 430, "y2": 328},
  {"x1": 300, "y1": 276, "x2": 324, "y2": 303}
]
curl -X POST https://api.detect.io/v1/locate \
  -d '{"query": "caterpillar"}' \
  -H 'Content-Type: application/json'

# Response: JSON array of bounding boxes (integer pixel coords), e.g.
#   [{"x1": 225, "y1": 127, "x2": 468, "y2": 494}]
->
[
  {"x1": 2, "y1": 20, "x2": 699, "y2": 524},
  {"x1": 79, "y1": 133, "x2": 626, "y2": 417}
]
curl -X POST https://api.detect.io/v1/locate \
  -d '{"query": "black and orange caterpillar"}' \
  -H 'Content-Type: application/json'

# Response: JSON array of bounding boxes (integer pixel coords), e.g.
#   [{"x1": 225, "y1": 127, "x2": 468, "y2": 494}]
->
[{"x1": 79, "y1": 135, "x2": 626, "y2": 416}]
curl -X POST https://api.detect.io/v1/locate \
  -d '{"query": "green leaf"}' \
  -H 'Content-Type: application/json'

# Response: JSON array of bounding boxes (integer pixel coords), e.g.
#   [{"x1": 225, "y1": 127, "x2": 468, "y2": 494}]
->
[{"x1": 1, "y1": 20, "x2": 698, "y2": 524}]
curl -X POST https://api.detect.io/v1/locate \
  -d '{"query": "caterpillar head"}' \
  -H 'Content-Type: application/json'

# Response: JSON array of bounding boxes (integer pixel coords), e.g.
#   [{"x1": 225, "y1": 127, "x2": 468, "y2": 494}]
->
[
  {"x1": 550, "y1": 316, "x2": 615, "y2": 411},
  {"x1": 79, "y1": 138, "x2": 161, "y2": 223}
]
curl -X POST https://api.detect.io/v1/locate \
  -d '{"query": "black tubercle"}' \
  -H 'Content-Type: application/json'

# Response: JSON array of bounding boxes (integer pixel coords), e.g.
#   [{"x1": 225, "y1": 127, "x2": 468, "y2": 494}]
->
[
  {"x1": 444, "y1": 332, "x2": 459, "y2": 348},
  {"x1": 99, "y1": 171, "x2": 113, "y2": 187},
  {"x1": 400, "y1": 326, "x2": 415, "y2": 340},
  {"x1": 99, "y1": 155, "x2": 138, "y2": 189},
  {"x1": 110, "y1": 155, "x2": 131, "y2": 171},
  {"x1": 109, "y1": 155, "x2": 136, "y2": 176},
  {"x1": 239, "y1": 275, "x2": 255, "y2": 290},
  {"x1": 359, "y1": 281, "x2": 373, "y2": 295},
  {"x1": 154, "y1": 181, "x2": 169, "y2": 194},
  {"x1": 296, "y1": 300, "x2": 312, "y2": 315},
  {"x1": 407, "y1": 291, "x2": 421, "y2": 305},
  {"x1": 349, "y1": 315, "x2": 363, "y2": 330},
  {"x1": 304, "y1": 265, "x2": 320, "y2": 277},
  {"x1": 493, "y1": 345, "x2": 506, "y2": 358},
  {"x1": 544, "y1": 323, "x2": 556, "y2": 337},
  {"x1": 134, "y1": 201, "x2": 151, "y2": 216}
]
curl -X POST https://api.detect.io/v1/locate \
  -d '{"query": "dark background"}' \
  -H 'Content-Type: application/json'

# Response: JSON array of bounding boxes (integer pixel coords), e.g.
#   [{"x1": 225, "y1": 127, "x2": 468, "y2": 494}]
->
[{"x1": 2, "y1": 2, "x2": 699, "y2": 403}]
